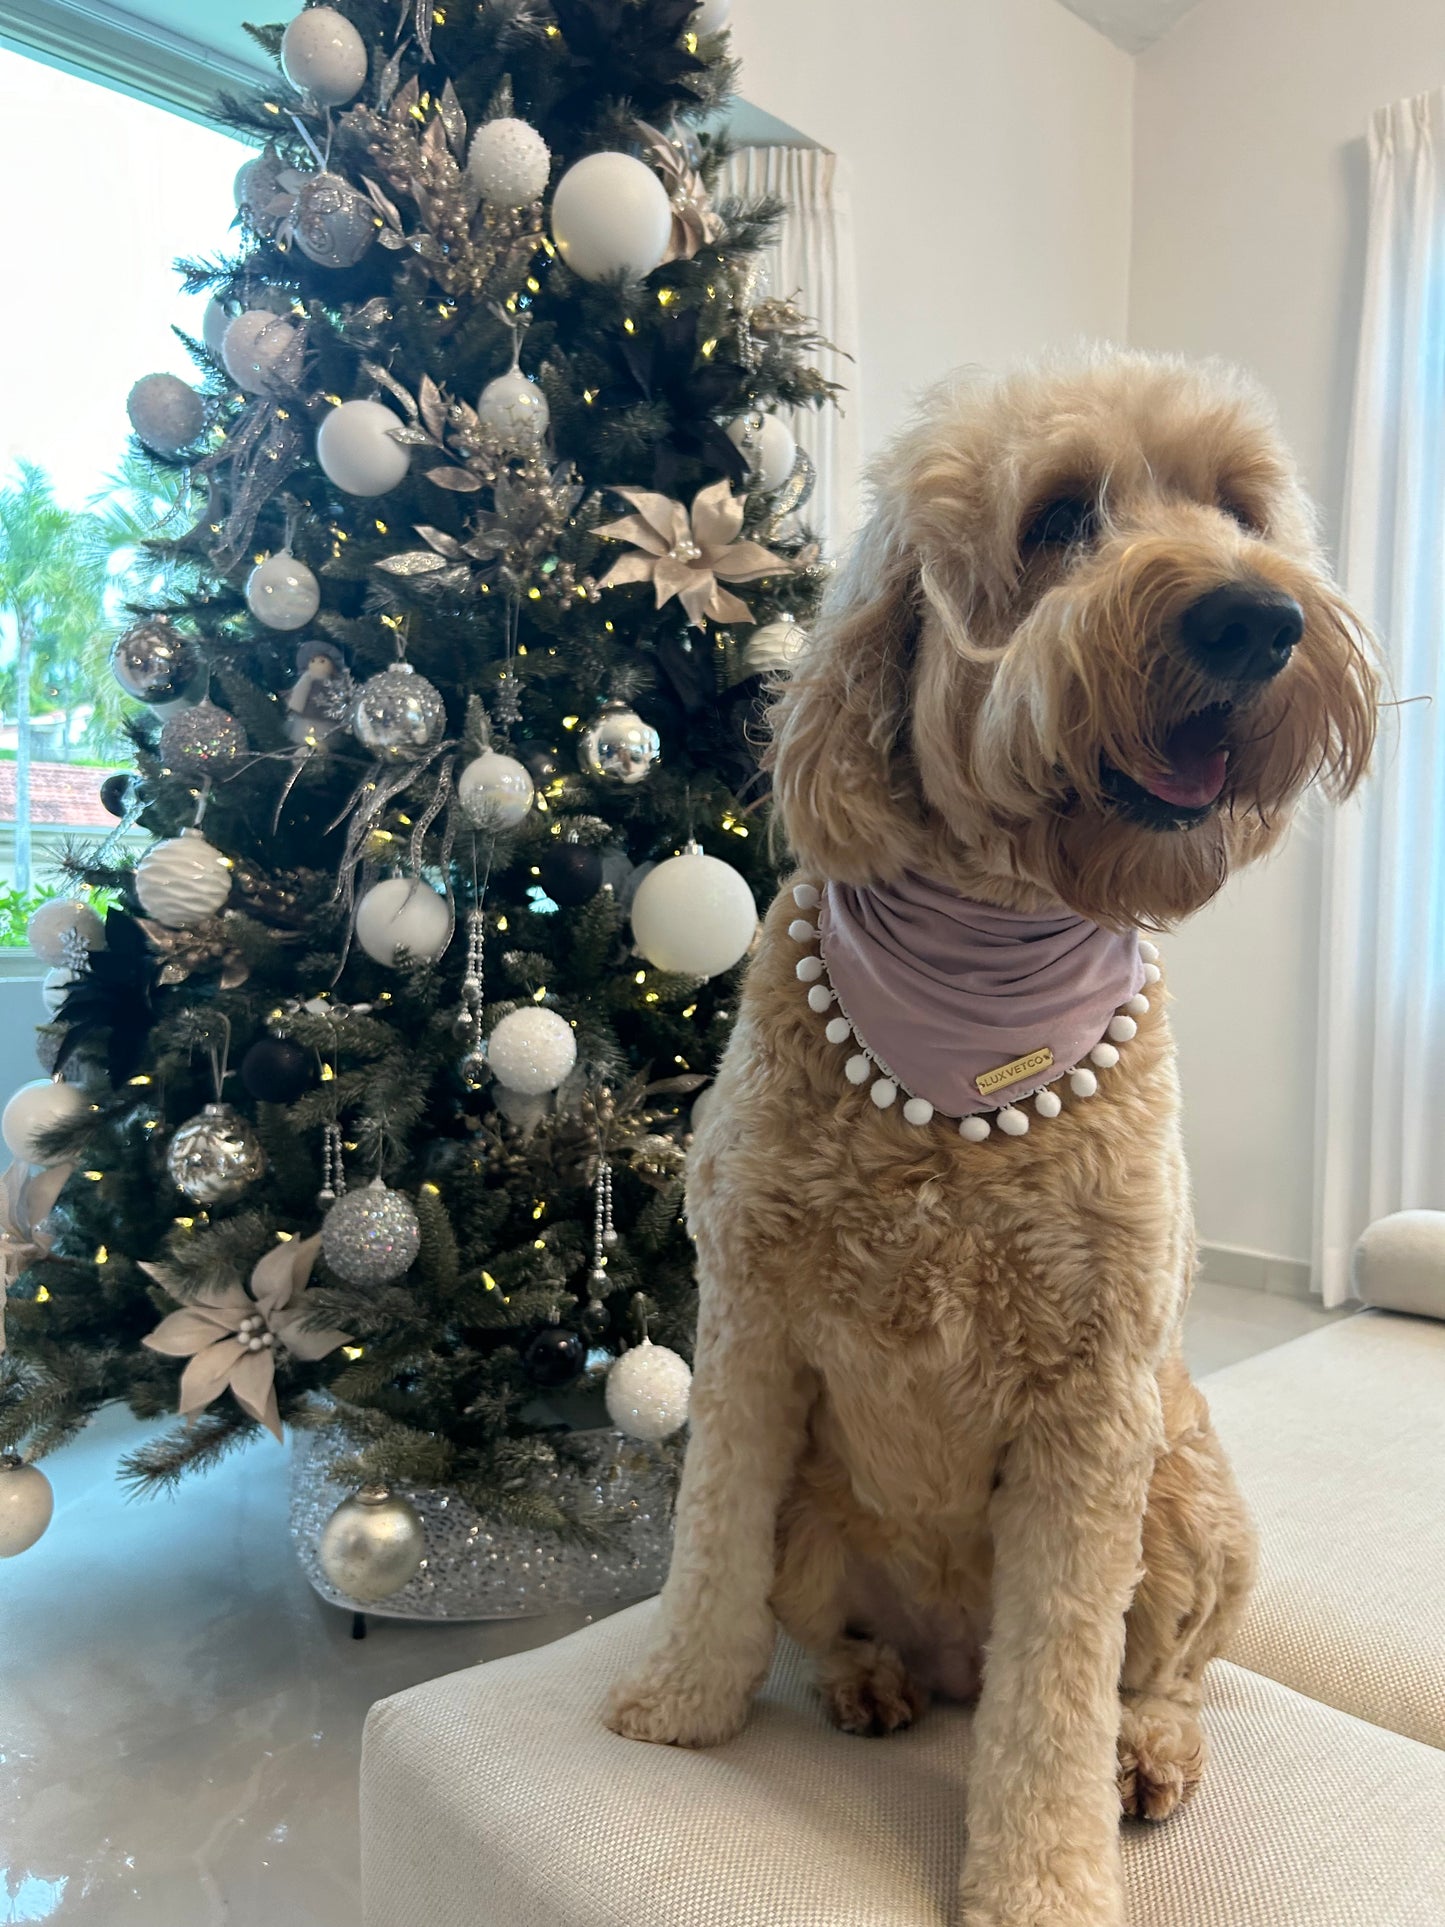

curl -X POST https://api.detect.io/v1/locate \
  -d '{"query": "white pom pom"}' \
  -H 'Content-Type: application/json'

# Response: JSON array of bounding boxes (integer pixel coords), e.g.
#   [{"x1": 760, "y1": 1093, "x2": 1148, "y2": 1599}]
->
[
  {"x1": 959, "y1": 1115, "x2": 991, "y2": 1142},
  {"x1": 1090, "y1": 1042, "x2": 1120, "y2": 1069},
  {"x1": 996, "y1": 1107, "x2": 1030, "y2": 1136},
  {"x1": 1140, "y1": 940, "x2": 1160, "y2": 963},
  {"x1": 844, "y1": 1054, "x2": 871, "y2": 1085},
  {"x1": 1070, "y1": 1067, "x2": 1098, "y2": 1098},
  {"x1": 806, "y1": 984, "x2": 835, "y2": 1012},
  {"x1": 792, "y1": 883, "x2": 821, "y2": 910},
  {"x1": 1143, "y1": 962, "x2": 1162, "y2": 985},
  {"x1": 795, "y1": 956, "x2": 825, "y2": 982},
  {"x1": 1107, "y1": 1014, "x2": 1138, "y2": 1044},
  {"x1": 1034, "y1": 1088, "x2": 1062, "y2": 1118},
  {"x1": 825, "y1": 1017, "x2": 851, "y2": 1044},
  {"x1": 902, "y1": 1097, "x2": 934, "y2": 1126},
  {"x1": 1125, "y1": 994, "x2": 1150, "y2": 1017},
  {"x1": 870, "y1": 1078, "x2": 898, "y2": 1108},
  {"x1": 788, "y1": 918, "x2": 816, "y2": 943}
]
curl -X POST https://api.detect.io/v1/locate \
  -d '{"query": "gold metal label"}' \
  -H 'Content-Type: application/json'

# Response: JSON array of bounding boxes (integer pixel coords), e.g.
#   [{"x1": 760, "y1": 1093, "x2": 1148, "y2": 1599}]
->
[{"x1": 975, "y1": 1047, "x2": 1054, "y2": 1097}]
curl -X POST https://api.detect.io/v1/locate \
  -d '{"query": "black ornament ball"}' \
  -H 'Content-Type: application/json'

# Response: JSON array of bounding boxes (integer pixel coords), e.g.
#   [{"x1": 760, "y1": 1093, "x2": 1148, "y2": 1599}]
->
[
  {"x1": 538, "y1": 843, "x2": 603, "y2": 907},
  {"x1": 522, "y1": 1326, "x2": 587, "y2": 1387},
  {"x1": 240, "y1": 1037, "x2": 315, "y2": 1104},
  {"x1": 100, "y1": 772, "x2": 132, "y2": 818},
  {"x1": 516, "y1": 739, "x2": 561, "y2": 789}
]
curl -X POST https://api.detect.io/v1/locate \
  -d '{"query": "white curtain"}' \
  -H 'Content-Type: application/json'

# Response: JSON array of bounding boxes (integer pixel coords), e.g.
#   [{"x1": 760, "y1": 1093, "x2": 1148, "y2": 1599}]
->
[
  {"x1": 1314, "y1": 91, "x2": 1445, "y2": 1305},
  {"x1": 717, "y1": 146, "x2": 862, "y2": 555}
]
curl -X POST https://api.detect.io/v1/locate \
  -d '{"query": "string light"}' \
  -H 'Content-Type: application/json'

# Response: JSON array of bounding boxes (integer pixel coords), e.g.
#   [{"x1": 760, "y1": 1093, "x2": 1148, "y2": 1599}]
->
[
  {"x1": 34, "y1": 1285, "x2": 50, "y2": 1302},
  {"x1": 342, "y1": 1344, "x2": 365, "y2": 1360},
  {"x1": 94, "y1": 1246, "x2": 109, "y2": 1265}
]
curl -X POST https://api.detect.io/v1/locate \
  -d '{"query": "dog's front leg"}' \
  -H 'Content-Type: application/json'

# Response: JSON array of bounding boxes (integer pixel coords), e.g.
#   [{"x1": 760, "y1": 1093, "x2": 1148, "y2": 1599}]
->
[
  {"x1": 605, "y1": 1271, "x2": 812, "y2": 1748},
  {"x1": 962, "y1": 1376, "x2": 1162, "y2": 1927}
]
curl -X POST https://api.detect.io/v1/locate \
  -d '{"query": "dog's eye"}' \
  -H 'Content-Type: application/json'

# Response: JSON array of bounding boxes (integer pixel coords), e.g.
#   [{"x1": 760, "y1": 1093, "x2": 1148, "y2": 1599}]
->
[
  {"x1": 1020, "y1": 496, "x2": 1099, "y2": 552},
  {"x1": 1219, "y1": 497, "x2": 1265, "y2": 535}
]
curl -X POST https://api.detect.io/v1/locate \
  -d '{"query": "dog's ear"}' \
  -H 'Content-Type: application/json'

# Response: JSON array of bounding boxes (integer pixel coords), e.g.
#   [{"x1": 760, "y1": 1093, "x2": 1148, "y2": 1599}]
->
[{"x1": 766, "y1": 498, "x2": 922, "y2": 883}]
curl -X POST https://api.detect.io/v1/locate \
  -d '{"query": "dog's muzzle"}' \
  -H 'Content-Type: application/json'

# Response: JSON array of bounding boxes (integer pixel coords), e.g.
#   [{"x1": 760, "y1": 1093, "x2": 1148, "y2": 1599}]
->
[{"x1": 1177, "y1": 584, "x2": 1304, "y2": 684}]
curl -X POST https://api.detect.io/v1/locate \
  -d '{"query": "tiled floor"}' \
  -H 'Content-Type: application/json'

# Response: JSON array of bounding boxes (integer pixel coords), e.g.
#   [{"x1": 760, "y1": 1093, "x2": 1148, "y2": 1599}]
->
[{"x1": 2, "y1": 1281, "x2": 1349, "y2": 1926}]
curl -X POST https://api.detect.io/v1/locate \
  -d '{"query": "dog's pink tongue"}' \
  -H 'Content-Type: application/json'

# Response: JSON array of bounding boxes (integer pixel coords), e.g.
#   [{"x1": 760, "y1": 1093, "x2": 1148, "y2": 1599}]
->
[{"x1": 1139, "y1": 714, "x2": 1229, "y2": 810}]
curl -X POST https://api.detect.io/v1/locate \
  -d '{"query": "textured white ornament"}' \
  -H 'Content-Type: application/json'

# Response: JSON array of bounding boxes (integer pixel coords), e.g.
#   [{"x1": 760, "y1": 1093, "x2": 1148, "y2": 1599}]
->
[
  {"x1": 693, "y1": 0, "x2": 733, "y2": 31},
  {"x1": 1034, "y1": 1088, "x2": 1063, "y2": 1119},
  {"x1": 355, "y1": 877, "x2": 451, "y2": 966},
  {"x1": 605, "y1": 1340, "x2": 692, "y2": 1441},
  {"x1": 221, "y1": 311, "x2": 298, "y2": 394},
  {"x1": 0, "y1": 1458, "x2": 53, "y2": 1558},
  {"x1": 744, "y1": 615, "x2": 807, "y2": 676},
  {"x1": 487, "y1": 1007, "x2": 576, "y2": 1095},
  {"x1": 41, "y1": 968, "x2": 81, "y2": 1018},
  {"x1": 135, "y1": 829, "x2": 232, "y2": 929},
  {"x1": 726, "y1": 411, "x2": 797, "y2": 493},
  {"x1": 353, "y1": 664, "x2": 446, "y2": 759},
  {"x1": 467, "y1": 117, "x2": 551, "y2": 208},
  {"x1": 246, "y1": 551, "x2": 321, "y2": 631},
  {"x1": 322, "y1": 1179, "x2": 421, "y2": 1286},
  {"x1": 476, "y1": 369, "x2": 550, "y2": 449},
  {"x1": 289, "y1": 170, "x2": 376, "y2": 270},
  {"x1": 457, "y1": 750, "x2": 534, "y2": 829},
  {"x1": 280, "y1": 6, "x2": 369, "y2": 104},
  {"x1": 127, "y1": 373, "x2": 204, "y2": 456},
  {"x1": 550, "y1": 151, "x2": 672, "y2": 284},
  {"x1": 27, "y1": 898, "x2": 103, "y2": 967},
  {"x1": 959, "y1": 1115, "x2": 991, "y2": 1142},
  {"x1": 1, "y1": 1079, "x2": 86, "y2": 1164},
  {"x1": 317, "y1": 1484, "x2": 425, "y2": 1600},
  {"x1": 316, "y1": 399, "x2": 410, "y2": 496},
  {"x1": 166, "y1": 1103, "x2": 266, "y2": 1205},
  {"x1": 630, "y1": 847, "x2": 757, "y2": 978}
]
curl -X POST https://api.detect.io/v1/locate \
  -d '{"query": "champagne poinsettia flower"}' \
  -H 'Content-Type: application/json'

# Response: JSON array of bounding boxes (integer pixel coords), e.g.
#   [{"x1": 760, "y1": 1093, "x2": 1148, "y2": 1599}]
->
[
  {"x1": 596, "y1": 480, "x2": 790, "y2": 628},
  {"x1": 142, "y1": 1233, "x2": 351, "y2": 1440}
]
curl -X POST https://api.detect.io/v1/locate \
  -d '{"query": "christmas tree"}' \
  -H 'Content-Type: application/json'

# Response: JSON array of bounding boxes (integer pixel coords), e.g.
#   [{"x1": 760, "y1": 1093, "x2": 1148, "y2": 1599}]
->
[{"x1": 0, "y1": 0, "x2": 834, "y2": 1571}]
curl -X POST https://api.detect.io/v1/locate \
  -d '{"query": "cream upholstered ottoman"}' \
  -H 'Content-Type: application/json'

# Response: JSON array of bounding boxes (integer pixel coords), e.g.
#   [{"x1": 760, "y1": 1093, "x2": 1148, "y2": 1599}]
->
[{"x1": 361, "y1": 1597, "x2": 1445, "y2": 1927}]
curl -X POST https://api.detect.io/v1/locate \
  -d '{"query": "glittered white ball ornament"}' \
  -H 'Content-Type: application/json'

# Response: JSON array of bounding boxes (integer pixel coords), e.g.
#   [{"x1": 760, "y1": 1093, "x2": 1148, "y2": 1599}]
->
[
  {"x1": 352, "y1": 664, "x2": 446, "y2": 759},
  {"x1": 550, "y1": 151, "x2": 672, "y2": 284},
  {"x1": 0, "y1": 1458, "x2": 53, "y2": 1558},
  {"x1": 466, "y1": 117, "x2": 551, "y2": 208},
  {"x1": 606, "y1": 1340, "x2": 692, "y2": 1441},
  {"x1": 280, "y1": 5, "x2": 369, "y2": 105},
  {"x1": 246, "y1": 551, "x2": 321, "y2": 631},
  {"x1": 317, "y1": 1484, "x2": 425, "y2": 1601},
  {"x1": 630, "y1": 843, "x2": 757, "y2": 979},
  {"x1": 1, "y1": 1078, "x2": 86, "y2": 1165},
  {"x1": 27, "y1": 898, "x2": 104, "y2": 968},
  {"x1": 726, "y1": 410, "x2": 797, "y2": 493},
  {"x1": 221, "y1": 311, "x2": 298, "y2": 394},
  {"x1": 322, "y1": 1178, "x2": 421, "y2": 1285},
  {"x1": 743, "y1": 615, "x2": 807, "y2": 676},
  {"x1": 158, "y1": 699, "x2": 248, "y2": 778},
  {"x1": 476, "y1": 369, "x2": 550, "y2": 449},
  {"x1": 134, "y1": 828, "x2": 232, "y2": 929},
  {"x1": 457, "y1": 749, "x2": 534, "y2": 829},
  {"x1": 316, "y1": 398, "x2": 410, "y2": 496},
  {"x1": 486, "y1": 1007, "x2": 576, "y2": 1095},
  {"x1": 354, "y1": 877, "x2": 451, "y2": 966},
  {"x1": 127, "y1": 373, "x2": 205, "y2": 456}
]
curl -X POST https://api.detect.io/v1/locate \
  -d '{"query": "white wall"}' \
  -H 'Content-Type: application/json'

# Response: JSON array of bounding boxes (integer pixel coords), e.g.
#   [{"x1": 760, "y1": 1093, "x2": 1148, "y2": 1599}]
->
[{"x1": 1130, "y1": 0, "x2": 1445, "y2": 1266}]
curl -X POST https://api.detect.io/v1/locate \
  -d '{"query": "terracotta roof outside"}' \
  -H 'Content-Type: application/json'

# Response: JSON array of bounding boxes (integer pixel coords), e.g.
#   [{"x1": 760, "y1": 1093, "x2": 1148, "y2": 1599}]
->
[{"x1": 0, "y1": 762, "x2": 116, "y2": 828}]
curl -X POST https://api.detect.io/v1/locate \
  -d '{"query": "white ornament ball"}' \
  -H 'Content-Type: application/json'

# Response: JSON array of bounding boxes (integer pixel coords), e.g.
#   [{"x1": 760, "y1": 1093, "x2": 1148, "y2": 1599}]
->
[
  {"x1": 27, "y1": 898, "x2": 104, "y2": 967},
  {"x1": 135, "y1": 829, "x2": 232, "y2": 929},
  {"x1": 476, "y1": 370, "x2": 550, "y2": 450},
  {"x1": 318, "y1": 1484, "x2": 425, "y2": 1600},
  {"x1": 2, "y1": 1079, "x2": 86, "y2": 1164},
  {"x1": 630, "y1": 848, "x2": 757, "y2": 979},
  {"x1": 221, "y1": 311, "x2": 298, "y2": 394},
  {"x1": 467, "y1": 117, "x2": 551, "y2": 208},
  {"x1": 726, "y1": 411, "x2": 797, "y2": 493},
  {"x1": 127, "y1": 373, "x2": 205, "y2": 456},
  {"x1": 281, "y1": 5, "x2": 369, "y2": 105},
  {"x1": 355, "y1": 877, "x2": 451, "y2": 967},
  {"x1": 203, "y1": 298, "x2": 233, "y2": 359},
  {"x1": 457, "y1": 750, "x2": 534, "y2": 830},
  {"x1": 606, "y1": 1340, "x2": 692, "y2": 1441},
  {"x1": 317, "y1": 398, "x2": 410, "y2": 496},
  {"x1": 246, "y1": 551, "x2": 320, "y2": 631},
  {"x1": 322, "y1": 1180, "x2": 421, "y2": 1286},
  {"x1": 0, "y1": 1459, "x2": 54, "y2": 1558},
  {"x1": 744, "y1": 616, "x2": 807, "y2": 676},
  {"x1": 487, "y1": 1007, "x2": 576, "y2": 1096},
  {"x1": 550, "y1": 151, "x2": 672, "y2": 284},
  {"x1": 41, "y1": 968, "x2": 81, "y2": 1018},
  {"x1": 693, "y1": 0, "x2": 733, "y2": 31}
]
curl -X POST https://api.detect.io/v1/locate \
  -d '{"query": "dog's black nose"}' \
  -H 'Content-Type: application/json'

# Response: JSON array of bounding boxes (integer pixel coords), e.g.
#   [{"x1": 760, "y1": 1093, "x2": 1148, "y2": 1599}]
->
[{"x1": 1178, "y1": 585, "x2": 1304, "y2": 682}]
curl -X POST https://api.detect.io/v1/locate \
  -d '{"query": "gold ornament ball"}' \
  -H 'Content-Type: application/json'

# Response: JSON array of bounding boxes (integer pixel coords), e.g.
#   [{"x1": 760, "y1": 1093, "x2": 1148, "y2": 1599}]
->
[{"x1": 318, "y1": 1485, "x2": 426, "y2": 1602}]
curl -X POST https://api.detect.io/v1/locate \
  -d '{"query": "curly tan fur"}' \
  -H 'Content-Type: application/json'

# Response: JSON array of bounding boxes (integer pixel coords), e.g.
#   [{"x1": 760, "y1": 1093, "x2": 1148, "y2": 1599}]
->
[{"x1": 604, "y1": 350, "x2": 1376, "y2": 1927}]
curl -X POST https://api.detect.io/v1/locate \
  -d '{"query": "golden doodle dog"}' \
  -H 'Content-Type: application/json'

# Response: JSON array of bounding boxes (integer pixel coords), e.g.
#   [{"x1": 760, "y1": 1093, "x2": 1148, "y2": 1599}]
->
[{"x1": 606, "y1": 350, "x2": 1378, "y2": 1927}]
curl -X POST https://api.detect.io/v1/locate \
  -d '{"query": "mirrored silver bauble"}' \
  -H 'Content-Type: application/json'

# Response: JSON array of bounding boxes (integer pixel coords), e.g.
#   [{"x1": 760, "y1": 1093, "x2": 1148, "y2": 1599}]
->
[
  {"x1": 577, "y1": 700, "x2": 660, "y2": 785},
  {"x1": 321, "y1": 1178, "x2": 421, "y2": 1286},
  {"x1": 166, "y1": 1102, "x2": 266, "y2": 1205},
  {"x1": 111, "y1": 617, "x2": 197, "y2": 704},
  {"x1": 352, "y1": 664, "x2": 446, "y2": 760},
  {"x1": 288, "y1": 170, "x2": 377, "y2": 270},
  {"x1": 317, "y1": 1484, "x2": 425, "y2": 1602},
  {"x1": 159, "y1": 700, "x2": 248, "y2": 778}
]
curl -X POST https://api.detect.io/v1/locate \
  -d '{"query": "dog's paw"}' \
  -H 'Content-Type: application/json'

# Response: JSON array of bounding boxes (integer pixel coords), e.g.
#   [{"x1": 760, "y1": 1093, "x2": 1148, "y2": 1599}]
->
[
  {"x1": 821, "y1": 1640, "x2": 927, "y2": 1737},
  {"x1": 1117, "y1": 1699, "x2": 1207, "y2": 1823},
  {"x1": 604, "y1": 1664, "x2": 751, "y2": 1749}
]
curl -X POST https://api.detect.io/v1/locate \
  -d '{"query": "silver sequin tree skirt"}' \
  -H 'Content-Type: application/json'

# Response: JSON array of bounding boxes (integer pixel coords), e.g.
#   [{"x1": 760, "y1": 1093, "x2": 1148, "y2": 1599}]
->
[{"x1": 288, "y1": 1421, "x2": 679, "y2": 1621}]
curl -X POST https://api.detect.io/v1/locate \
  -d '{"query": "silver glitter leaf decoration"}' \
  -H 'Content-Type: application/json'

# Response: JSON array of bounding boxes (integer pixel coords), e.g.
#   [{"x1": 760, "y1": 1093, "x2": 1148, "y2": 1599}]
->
[
  {"x1": 425, "y1": 467, "x2": 484, "y2": 492},
  {"x1": 375, "y1": 550, "x2": 451, "y2": 575},
  {"x1": 415, "y1": 525, "x2": 465, "y2": 558},
  {"x1": 437, "y1": 79, "x2": 467, "y2": 158},
  {"x1": 418, "y1": 376, "x2": 447, "y2": 440}
]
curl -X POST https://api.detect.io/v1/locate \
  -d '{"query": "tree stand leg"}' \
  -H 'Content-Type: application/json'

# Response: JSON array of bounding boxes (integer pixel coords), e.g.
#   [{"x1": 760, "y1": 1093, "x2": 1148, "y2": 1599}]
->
[{"x1": 352, "y1": 1611, "x2": 368, "y2": 1640}]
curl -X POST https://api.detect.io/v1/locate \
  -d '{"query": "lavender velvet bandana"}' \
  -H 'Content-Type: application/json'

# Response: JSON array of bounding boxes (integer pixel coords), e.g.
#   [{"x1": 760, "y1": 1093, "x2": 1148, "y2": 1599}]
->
[{"x1": 817, "y1": 875, "x2": 1146, "y2": 1118}]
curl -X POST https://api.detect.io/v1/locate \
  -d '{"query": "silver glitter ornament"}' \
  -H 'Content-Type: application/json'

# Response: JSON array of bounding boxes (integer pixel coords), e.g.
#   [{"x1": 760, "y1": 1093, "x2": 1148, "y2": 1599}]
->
[
  {"x1": 158, "y1": 700, "x2": 248, "y2": 778},
  {"x1": 321, "y1": 1178, "x2": 421, "y2": 1286},
  {"x1": 288, "y1": 170, "x2": 377, "y2": 270},
  {"x1": 111, "y1": 617, "x2": 197, "y2": 704},
  {"x1": 352, "y1": 663, "x2": 446, "y2": 760},
  {"x1": 577, "y1": 699, "x2": 661, "y2": 785},
  {"x1": 605, "y1": 1339, "x2": 693, "y2": 1441},
  {"x1": 166, "y1": 1102, "x2": 266, "y2": 1205},
  {"x1": 317, "y1": 1485, "x2": 425, "y2": 1603}
]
